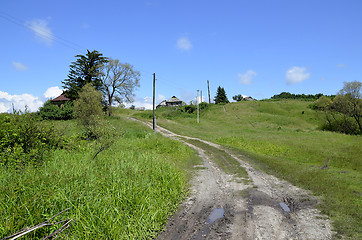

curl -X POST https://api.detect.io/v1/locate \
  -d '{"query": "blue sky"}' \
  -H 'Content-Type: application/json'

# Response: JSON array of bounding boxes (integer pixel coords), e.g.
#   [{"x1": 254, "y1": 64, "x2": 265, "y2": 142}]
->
[{"x1": 1, "y1": 0, "x2": 361, "y2": 111}]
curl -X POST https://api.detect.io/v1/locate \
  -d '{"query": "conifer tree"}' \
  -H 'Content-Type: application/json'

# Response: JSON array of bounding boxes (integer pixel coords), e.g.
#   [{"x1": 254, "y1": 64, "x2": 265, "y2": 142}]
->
[
  {"x1": 214, "y1": 86, "x2": 229, "y2": 104},
  {"x1": 62, "y1": 50, "x2": 108, "y2": 100}
]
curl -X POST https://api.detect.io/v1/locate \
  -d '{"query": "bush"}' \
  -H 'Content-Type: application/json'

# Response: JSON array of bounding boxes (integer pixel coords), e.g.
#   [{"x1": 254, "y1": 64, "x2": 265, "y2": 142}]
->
[
  {"x1": 74, "y1": 83, "x2": 104, "y2": 139},
  {"x1": 184, "y1": 105, "x2": 196, "y2": 113},
  {"x1": 0, "y1": 111, "x2": 61, "y2": 168},
  {"x1": 321, "y1": 116, "x2": 359, "y2": 135},
  {"x1": 38, "y1": 101, "x2": 73, "y2": 120}
]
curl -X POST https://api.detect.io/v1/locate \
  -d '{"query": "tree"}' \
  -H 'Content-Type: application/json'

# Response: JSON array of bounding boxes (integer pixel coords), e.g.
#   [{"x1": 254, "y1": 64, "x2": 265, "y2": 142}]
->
[
  {"x1": 214, "y1": 86, "x2": 229, "y2": 104},
  {"x1": 73, "y1": 83, "x2": 104, "y2": 138},
  {"x1": 62, "y1": 50, "x2": 108, "y2": 100},
  {"x1": 314, "y1": 81, "x2": 362, "y2": 135},
  {"x1": 335, "y1": 81, "x2": 362, "y2": 133},
  {"x1": 99, "y1": 59, "x2": 140, "y2": 116},
  {"x1": 232, "y1": 94, "x2": 243, "y2": 102}
]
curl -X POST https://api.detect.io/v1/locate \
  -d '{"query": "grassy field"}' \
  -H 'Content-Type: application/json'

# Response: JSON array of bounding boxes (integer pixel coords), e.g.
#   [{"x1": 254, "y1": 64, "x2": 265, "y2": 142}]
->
[
  {"x1": 136, "y1": 100, "x2": 361, "y2": 239},
  {"x1": 0, "y1": 115, "x2": 200, "y2": 239}
]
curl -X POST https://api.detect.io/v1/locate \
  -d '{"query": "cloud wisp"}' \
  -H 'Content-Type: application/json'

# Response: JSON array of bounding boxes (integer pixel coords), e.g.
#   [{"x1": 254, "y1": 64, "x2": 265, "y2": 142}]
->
[
  {"x1": 286, "y1": 66, "x2": 310, "y2": 85},
  {"x1": 12, "y1": 61, "x2": 28, "y2": 72},
  {"x1": 177, "y1": 37, "x2": 192, "y2": 51},
  {"x1": 336, "y1": 63, "x2": 346, "y2": 68},
  {"x1": 44, "y1": 86, "x2": 63, "y2": 99},
  {"x1": 25, "y1": 19, "x2": 54, "y2": 46},
  {"x1": 238, "y1": 70, "x2": 257, "y2": 85}
]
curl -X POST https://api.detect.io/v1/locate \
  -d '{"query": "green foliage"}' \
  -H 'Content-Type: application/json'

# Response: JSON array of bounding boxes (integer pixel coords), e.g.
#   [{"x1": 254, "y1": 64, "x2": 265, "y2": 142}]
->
[
  {"x1": 62, "y1": 50, "x2": 108, "y2": 100},
  {"x1": 74, "y1": 83, "x2": 104, "y2": 139},
  {"x1": 232, "y1": 94, "x2": 243, "y2": 101},
  {"x1": 313, "y1": 81, "x2": 362, "y2": 135},
  {"x1": 100, "y1": 59, "x2": 140, "y2": 116},
  {"x1": 183, "y1": 104, "x2": 196, "y2": 113},
  {"x1": 151, "y1": 100, "x2": 361, "y2": 238},
  {"x1": 271, "y1": 92, "x2": 327, "y2": 100},
  {"x1": 38, "y1": 100, "x2": 73, "y2": 120},
  {"x1": 199, "y1": 102, "x2": 209, "y2": 110},
  {"x1": 214, "y1": 86, "x2": 229, "y2": 104},
  {"x1": 0, "y1": 112, "x2": 61, "y2": 168},
  {"x1": 0, "y1": 117, "x2": 199, "y2": 239}
]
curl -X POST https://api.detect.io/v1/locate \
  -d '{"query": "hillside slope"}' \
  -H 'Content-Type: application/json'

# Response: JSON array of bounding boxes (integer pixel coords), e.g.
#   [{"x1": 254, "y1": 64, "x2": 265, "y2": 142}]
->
[{"x1": 137, "y1": 100, "x2": 361, "y2": 239}]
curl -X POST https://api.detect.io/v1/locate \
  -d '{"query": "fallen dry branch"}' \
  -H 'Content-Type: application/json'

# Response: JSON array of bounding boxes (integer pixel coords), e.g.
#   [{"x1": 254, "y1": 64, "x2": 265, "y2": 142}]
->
[{"x1": 2, "y1": 208, "x2": 73, "y2": 240}]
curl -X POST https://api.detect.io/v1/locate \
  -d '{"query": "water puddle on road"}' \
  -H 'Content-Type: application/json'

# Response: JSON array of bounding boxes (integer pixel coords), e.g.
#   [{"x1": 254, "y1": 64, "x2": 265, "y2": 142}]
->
[
  {"x1": 279, "y1": 202, "x2": 291, "y2": 212},
  {"x1": 207, "y1": 208, "x2": 225, "y2": 223}
]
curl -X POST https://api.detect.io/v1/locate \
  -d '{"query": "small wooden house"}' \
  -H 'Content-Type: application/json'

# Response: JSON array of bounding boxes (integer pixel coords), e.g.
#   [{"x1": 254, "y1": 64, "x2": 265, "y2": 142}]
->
[{"x1": 157, "y1": 96, "x2": 185, "y2": 108}]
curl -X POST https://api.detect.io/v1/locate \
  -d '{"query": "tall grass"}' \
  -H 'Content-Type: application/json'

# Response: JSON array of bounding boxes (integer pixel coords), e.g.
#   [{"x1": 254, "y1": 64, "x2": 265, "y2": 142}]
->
[
  {"x1": 0, "y1": 117, "x2": 199, "y2": 239},
  {"x1": 140, "y1": 100, "x2": 361, "y2": 239}
]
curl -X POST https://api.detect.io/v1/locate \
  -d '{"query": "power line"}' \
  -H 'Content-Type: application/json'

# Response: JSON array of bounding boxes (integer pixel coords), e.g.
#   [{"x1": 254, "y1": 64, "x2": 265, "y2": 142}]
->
[{"x1": 0, "y1": 11, "x2": 87, "y2": 53}]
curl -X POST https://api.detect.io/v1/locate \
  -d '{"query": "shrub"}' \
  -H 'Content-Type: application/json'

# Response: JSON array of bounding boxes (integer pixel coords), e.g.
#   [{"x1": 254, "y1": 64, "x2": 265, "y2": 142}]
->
[
  {"x1": 38, "y1": 100, "x2": 73, "y2": 120},
  {"x1": 73, "y1": 83, "x2": 104, "y2": 139},
  {"x1": 0, "y1": 111, "x2": 61, "y2": 168}
]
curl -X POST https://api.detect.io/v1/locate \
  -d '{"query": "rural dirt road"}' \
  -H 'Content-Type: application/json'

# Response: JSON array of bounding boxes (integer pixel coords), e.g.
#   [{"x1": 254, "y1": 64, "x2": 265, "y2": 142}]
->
[{"x1": 129, "y1": 118, "x2": 334, "y2": 240}]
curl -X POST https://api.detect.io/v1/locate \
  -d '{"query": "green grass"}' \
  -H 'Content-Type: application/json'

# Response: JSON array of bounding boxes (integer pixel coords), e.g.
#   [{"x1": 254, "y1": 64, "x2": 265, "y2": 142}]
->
[
  {"x1": 137, "y1": 100, "x2": 362, "y2": 239},
  {"x1": 0, "y1": 116, "x2": 200, "y2": 239},
  {"x1": 183, "y1": 138, "x2": 249, "y2": 183}
]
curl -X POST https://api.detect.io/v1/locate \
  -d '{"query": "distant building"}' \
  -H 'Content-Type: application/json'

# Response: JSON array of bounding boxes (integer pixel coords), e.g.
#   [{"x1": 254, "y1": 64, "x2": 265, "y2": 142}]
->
[
  {"x1": 50, "y1": 93, "x2": 71, "y2": 107},
  {"x1": 157, "y1": 96, "x2": 185, "y2": 108},
  {"x1": 244, "y1": 96, "x2": 255, "y2": 101}
]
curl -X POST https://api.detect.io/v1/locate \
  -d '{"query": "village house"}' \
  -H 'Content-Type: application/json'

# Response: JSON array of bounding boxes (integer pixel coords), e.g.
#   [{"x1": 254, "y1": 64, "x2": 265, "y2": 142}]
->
[
  {"x1": 156, "y1": 96, "x2": 185, "y2": 108},
  {"x1": 50, "y1": 93, "x2": 71, "y2": 107}
]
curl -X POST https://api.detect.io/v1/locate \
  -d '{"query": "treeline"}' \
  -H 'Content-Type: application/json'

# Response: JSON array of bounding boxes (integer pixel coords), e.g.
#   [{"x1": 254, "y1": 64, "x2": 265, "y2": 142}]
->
[{"x1": 271, "y1": 92, "x2": 335, "y2": 100}]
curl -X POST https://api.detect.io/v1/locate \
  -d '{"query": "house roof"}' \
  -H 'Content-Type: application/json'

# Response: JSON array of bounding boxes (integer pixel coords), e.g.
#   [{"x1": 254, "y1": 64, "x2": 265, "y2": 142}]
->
[
  {"x1": 166, "y1": 96, "x2": 182, "y2": 103},
  {"x1": 50, "y1": 93, "x2": 71, "y2": 102}
]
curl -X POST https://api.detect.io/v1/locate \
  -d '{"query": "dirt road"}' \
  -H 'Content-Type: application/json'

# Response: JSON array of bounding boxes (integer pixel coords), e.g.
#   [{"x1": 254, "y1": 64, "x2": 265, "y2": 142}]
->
[{"x1": 129, "y1": 118, "x2": 333, "y2": 239}]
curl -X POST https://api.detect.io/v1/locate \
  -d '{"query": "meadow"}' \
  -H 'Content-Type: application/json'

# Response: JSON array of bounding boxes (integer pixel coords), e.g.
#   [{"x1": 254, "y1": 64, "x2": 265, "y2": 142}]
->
[
  {"x1": 0, "y1": 114, "x2": 200, "y2": 239},
  {"x1": 136, "y1": 100, "x2": 361, "y2": 239}
]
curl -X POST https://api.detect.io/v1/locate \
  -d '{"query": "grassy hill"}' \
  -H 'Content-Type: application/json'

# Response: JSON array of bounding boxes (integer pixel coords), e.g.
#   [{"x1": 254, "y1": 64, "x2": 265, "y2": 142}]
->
[
  {"x1": 136, "y1": 100, "x2": 361, "y2": 239},
  {"x1": 0, "y1": 115, "x2": 200, "y2": 239}
]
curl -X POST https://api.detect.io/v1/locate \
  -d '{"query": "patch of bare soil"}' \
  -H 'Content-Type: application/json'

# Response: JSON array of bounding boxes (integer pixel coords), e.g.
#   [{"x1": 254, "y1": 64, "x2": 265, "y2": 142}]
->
[{"x1": 128, "y1": 118, "x2": 333, "y2": 239}]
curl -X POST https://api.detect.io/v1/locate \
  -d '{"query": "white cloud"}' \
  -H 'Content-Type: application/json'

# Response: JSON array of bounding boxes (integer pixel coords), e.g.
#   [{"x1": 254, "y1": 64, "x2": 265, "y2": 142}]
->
[
  {"x1": 238, "y1": 70, "x2": 257, "y2": 85},
  {"x1": 177, "y1": 37, "x2": 192, "y2": 51},
  {"x1": 337, "y1": 63, "x2": 346, "y2": 68},
  {"x1": 124, "y1": 97, "x2": 153, "y2": 110},
  {"x1": 12, "y1": 61, "x2": 28, "y2": 72},
  {"x1": 286, "y1": 66, "x2": 310, "y2": 85},
  {"x1": 44, "y1": 86, "x2": 63, "y2": 99},
  {"x1": 25, "y1": 19, "x2": 53, "y2": 46},
  {"x1": 0, "y1": 91, "x2": 43, "y2": 113}
]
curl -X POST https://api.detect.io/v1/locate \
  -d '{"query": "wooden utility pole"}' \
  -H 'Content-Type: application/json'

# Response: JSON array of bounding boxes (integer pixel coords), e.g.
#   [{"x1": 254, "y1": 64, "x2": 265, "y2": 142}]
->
[
  {"x1": 153, "y1": 73, "x2": 157, "y2": 133},
  {"x1": 207, "y1": 80, "x2": 211, "y2": 104},
  {"x1": 197, "y1": 90, "x2": 200, "y2": 123}
]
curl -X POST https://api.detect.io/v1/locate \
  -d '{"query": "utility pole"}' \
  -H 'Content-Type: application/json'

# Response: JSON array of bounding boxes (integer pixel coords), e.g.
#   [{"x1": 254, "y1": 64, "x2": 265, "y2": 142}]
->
[
  {"x1": 153, "y1": 73, "x2": 157, "y2": 133},
  {"x1": 201, "y1": 90, "x2": 203, "y2": 103},
  {"x1": 207, "y1": 80, "x2": 211, "y2": 104},
  {"x1": 197, "y1": 90, "x2": 200, "y2": 123}
]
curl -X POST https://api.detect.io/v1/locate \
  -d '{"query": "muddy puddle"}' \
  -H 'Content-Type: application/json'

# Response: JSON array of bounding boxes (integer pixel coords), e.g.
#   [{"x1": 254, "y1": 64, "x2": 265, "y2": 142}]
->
[{"x1": 207, "y1": 208, "x2": 225, "y2": 224}]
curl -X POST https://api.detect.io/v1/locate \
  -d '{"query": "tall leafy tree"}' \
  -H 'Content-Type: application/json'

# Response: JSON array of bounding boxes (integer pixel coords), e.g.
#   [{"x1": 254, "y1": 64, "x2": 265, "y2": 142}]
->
[
  {"x1": 214, "y1": 86, "x2": 229, "y2": 104},
  {"x1": 100, "y1": 58, "x2": 140, "y2": 116},
  {"x1": 335, "y1": 81, "x2": 362, "y2": 133},
  {"x1": 62, "y1": 50, "x2": 108, "y2": 100}
]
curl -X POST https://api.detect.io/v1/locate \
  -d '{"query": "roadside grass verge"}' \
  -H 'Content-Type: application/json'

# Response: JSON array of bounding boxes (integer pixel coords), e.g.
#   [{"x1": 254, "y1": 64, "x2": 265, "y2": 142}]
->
[
  {"x1": 0, "y1": 116, "x2": 200, "y2": 239},
  {"x1": 137, "y1": 100, "x2": 362, "y2": 239}
]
